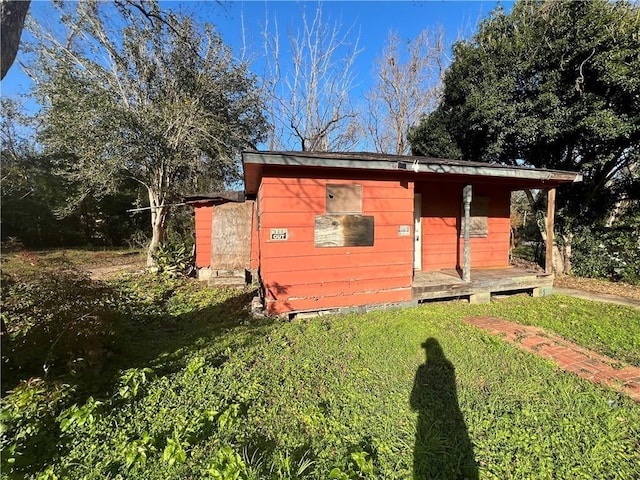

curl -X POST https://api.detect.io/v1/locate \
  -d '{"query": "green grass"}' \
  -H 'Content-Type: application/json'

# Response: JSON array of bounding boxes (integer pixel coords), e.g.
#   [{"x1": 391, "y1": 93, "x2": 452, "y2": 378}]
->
[
  {"x1": 1, "y1": 258, "x2": 639, "y2": 479},
  {"x1": 471, "y1": 294, "x2": 640, "y2": 367}
]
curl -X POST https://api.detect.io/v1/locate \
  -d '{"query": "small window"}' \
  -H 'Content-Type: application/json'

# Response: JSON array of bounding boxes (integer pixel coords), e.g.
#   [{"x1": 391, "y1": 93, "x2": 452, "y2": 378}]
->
[
  {"x1": 461, "y1": 197, "x2": 489, "y2": 237},
  {"x1": 326, "y1": 184, "x2": 362, "y2": 214}
]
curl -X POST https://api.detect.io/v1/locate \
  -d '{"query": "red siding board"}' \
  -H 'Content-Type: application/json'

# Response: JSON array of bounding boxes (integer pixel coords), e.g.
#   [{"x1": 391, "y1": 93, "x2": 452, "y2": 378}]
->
[
  {"x1": 265, "y1": 276, "x2": 412, "y2": 301},
  {"x1": 417, "y1": 183, "x2": 511, "y2": 271},
  {"x1": 259, "y1": 171, "x2": 414, "y2": 313},
  {"x1": 266, "y1": 288, "x2": 412, "y2": 315},
  {"x1": 263, "y1": 263, "x2": 411, "y2": 285},
  {"x1": 261, "y1": 251, "x2": 414, "y2": 273},
  {"x1": 194, "y1": 206, "x2": 213, "y2": 268}
]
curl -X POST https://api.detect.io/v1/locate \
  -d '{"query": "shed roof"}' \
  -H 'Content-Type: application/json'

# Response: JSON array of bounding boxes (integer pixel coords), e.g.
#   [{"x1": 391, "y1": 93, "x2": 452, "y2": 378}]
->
[
  {"x1": 183, "y1": 191, "x2": 245, "y2": 206},
  {"x1": 242, "y1": 150, "x2": 583, "y2": 195}
]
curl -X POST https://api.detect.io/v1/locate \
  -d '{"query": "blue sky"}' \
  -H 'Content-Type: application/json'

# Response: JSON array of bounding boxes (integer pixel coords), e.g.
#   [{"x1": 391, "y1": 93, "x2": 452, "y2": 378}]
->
[{"x1": 1, "y1": 1, "x2": 514, "y2": 102}]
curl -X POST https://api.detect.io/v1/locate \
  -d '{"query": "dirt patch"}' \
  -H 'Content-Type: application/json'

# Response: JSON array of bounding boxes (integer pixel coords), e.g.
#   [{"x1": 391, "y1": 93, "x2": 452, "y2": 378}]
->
[
  {"x1": 88, "y1": 262, "x2": 146, "y2": 280},
  {"x1": 54, "y1": 250, "x2": 148, "y2": 280},
  {"x1": 554, "y1": 275, "x2": 640, "y2": 301},
  {"x1": 81, "y1": 251, "x2": 145, "y2": 267}
]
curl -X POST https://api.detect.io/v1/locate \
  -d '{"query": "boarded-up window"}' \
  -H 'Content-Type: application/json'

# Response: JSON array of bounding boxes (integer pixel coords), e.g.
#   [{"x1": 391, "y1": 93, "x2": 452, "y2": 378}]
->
[
  {"x1": 314, "y1": 215, "x2": 375, "y2": 247},
  {"x1": 326, "y1": 184, "x2": 362, "y2": 214},
  {"x1": 460, "y1": 197, "x2": 489, "y2": 237},
  {"x1": 211, "y1": 202, "x2": 254, "y2": 269}
]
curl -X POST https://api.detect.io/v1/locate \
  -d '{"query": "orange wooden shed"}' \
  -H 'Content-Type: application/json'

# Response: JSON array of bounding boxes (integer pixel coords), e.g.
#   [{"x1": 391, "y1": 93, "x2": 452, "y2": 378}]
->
[{"x1": 191, "y1": 151, "x2": 582, "y2": 316}]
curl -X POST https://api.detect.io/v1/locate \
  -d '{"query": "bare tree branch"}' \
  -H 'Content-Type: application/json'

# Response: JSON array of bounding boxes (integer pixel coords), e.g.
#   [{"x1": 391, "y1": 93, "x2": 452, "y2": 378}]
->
[
  {"x1": 365, "y1": 28, "x2": 445, "y2": 155},
  {"x1": 261, "y1": 4, "x2": 362, "y2": 151}
]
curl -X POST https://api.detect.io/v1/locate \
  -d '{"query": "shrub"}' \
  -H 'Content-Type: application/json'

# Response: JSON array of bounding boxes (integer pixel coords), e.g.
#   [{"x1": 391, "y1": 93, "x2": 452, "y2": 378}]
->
[
  {"x1": 572, "y1": 223, "x2": 640, "y2": 284},
  {"x1": 152, "y1": 241, "x2": 194, "y2": 277},
  {"x1": 0, "y1": 237, "x2": 25, "y2": 253}
]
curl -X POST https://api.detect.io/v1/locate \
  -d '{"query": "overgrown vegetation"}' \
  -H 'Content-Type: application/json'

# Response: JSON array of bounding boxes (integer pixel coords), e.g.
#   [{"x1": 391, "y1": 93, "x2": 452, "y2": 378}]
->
[
  {"x1": 2, "y1": 253, "x2": 639, "y2": 479},
  {"x1": 0, "y1": 98, "x2": 149, "y2": 249},
  {"x1": 571, "y1": 221, "x2": 640, "y2": 284},
  {"x1": 411, "y1": 0, "x2": 640, "y2": 277}
]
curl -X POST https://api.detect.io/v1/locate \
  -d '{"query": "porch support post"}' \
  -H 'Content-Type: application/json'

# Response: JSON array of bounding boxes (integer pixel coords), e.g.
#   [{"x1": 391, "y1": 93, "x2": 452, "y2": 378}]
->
[
  {"x1": 462, "y1": 184, "x2": 472, "y2": 282},
  {"x1": 545, "y1": 187, "x2": 556, "y2": 274}
]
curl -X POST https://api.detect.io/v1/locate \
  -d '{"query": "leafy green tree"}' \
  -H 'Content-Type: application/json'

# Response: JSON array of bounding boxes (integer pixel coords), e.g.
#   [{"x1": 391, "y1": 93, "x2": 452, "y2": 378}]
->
[
  {"x1": 409, "y1": 0, "x2": 639, "y2": 272},
  {"x1": 1, "y1": 97, "x2": 80, "y2": 246},
  {"x1": 28, "y1": 0, "x2": 266, "y2": 264},
  {"x1": 1, "y1": 97, "x2": 147, "y2": 247}
]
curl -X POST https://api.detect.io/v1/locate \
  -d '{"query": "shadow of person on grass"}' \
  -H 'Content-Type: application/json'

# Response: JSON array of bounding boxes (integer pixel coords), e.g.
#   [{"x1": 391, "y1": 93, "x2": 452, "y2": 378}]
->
[{"x1": 410, "y1": 338, "x2": 478, "y2": 480}]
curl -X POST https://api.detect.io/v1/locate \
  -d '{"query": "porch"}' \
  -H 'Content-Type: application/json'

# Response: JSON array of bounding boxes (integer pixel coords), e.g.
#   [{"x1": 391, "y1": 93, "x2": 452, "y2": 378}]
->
[{"x1": 412, "y1": 267, "x2": 553, "y2": 303}]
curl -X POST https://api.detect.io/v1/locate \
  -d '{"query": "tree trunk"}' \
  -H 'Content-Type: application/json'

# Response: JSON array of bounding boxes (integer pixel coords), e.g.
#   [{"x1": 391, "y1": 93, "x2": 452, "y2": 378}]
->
[
  {"x1": 1, "y1": 0, "x2": 31, "y2": 80},
  {"x1": 552, "y1": 233, "x2": 573, "y2": 275},
  {"x1": 146, "y1": 189, "x2": 169, "y2": 267},
  {"x1": 524, "y1": 189, "x2": 573, "y2": 275}
]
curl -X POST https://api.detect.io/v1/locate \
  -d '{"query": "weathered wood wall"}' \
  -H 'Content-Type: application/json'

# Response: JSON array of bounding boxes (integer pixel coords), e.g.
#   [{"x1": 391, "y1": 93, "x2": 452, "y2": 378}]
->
[
  {"x1": 211, "y1": 201, "x2": 254, "y2": 270},
  {"x1": 258, "y1": 169, "x2": 414, "y2": 315}
]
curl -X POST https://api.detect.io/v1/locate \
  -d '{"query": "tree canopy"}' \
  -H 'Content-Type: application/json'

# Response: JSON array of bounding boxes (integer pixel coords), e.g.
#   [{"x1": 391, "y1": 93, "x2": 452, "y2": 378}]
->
[
  {"x1": 409, "y1": 0, "x2": 639, "y2": 226},
  {"x1": 28, "y1": 0, "x2": 267, "y2": 263}
]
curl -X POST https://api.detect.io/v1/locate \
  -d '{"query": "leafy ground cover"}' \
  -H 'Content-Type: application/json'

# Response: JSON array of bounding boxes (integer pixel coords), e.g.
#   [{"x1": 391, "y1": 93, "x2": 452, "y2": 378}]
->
[
  {"x1": 555, "y1": 274, "x2": 640, "y2": 301},
  {"x1": 1, "y1": 252, "x2": 639, "y2": 479}
]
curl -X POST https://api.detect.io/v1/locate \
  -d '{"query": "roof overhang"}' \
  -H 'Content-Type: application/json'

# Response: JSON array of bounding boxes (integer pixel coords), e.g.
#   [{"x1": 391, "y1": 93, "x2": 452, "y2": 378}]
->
[
  {"x1": 242, "y1": 151, "x2": 583, "y2": 195},
  {"x1": 183, "y1": 191, "x2": 245, "y2": 206}
]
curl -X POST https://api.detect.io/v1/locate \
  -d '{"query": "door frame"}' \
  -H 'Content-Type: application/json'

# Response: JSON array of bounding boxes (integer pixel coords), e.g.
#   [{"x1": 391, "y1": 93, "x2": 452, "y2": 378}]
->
[{"x1": 413, "y1": 193, "x2": 422, "y2": 270}]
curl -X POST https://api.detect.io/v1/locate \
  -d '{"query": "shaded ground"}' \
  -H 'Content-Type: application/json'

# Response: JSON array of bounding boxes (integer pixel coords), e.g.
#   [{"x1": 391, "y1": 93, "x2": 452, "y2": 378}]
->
[
  {"x1": 66, "y1": 249, "x2": 147, "y2": 280},
  {"x1": 0, "y1": 248, "x2": 147, "y2": 280}
]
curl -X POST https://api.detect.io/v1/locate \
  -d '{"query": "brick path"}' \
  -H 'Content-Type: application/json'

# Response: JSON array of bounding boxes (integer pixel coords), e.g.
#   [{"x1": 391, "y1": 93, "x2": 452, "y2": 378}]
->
[{"x1": 463, "y1": 316, "x2": 640, "y2": 402}]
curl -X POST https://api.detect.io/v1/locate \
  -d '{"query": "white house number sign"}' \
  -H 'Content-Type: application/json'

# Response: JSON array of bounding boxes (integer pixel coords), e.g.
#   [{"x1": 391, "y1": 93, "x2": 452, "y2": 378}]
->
[
  {"x1": 270, "y1": 228, "x2": 288, "y2": 241},
  {"x1": 398, "y1": 225, "x2": 411, "y2": 237}
]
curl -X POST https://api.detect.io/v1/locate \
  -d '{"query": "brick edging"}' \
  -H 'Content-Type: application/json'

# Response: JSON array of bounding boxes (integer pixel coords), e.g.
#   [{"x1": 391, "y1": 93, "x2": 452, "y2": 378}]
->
[{"x1": 463, "y1": 316, "x2": 640, "y2": 402}]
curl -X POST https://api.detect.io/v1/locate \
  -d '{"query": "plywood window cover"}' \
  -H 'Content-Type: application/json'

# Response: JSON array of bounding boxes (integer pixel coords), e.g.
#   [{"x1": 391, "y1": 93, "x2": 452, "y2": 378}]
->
[
  {"x1": 326, "y1": 184, "x2": 362, "y2": 214},
  {"x1": 314, "y1": 215, "x2": 375, "y2": 247},
  {"x1": 460, "y1": 196, "x2": 489, "y2": 238}
]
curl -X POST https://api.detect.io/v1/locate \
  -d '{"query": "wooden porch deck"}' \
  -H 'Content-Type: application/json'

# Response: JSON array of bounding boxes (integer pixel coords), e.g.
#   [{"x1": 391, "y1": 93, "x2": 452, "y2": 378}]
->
[{"x1": 412, "y1": 267, "x2": 553, "y2": 303}]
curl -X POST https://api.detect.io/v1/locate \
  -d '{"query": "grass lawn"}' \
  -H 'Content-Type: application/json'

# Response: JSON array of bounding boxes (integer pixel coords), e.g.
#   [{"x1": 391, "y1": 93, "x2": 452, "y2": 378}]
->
[
  {"x1": 1, "y1": 253, "x2": 639, "y2": 479},
  {"x1": 469, "y1": 294, "x2": 640, "y2": 367}
]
